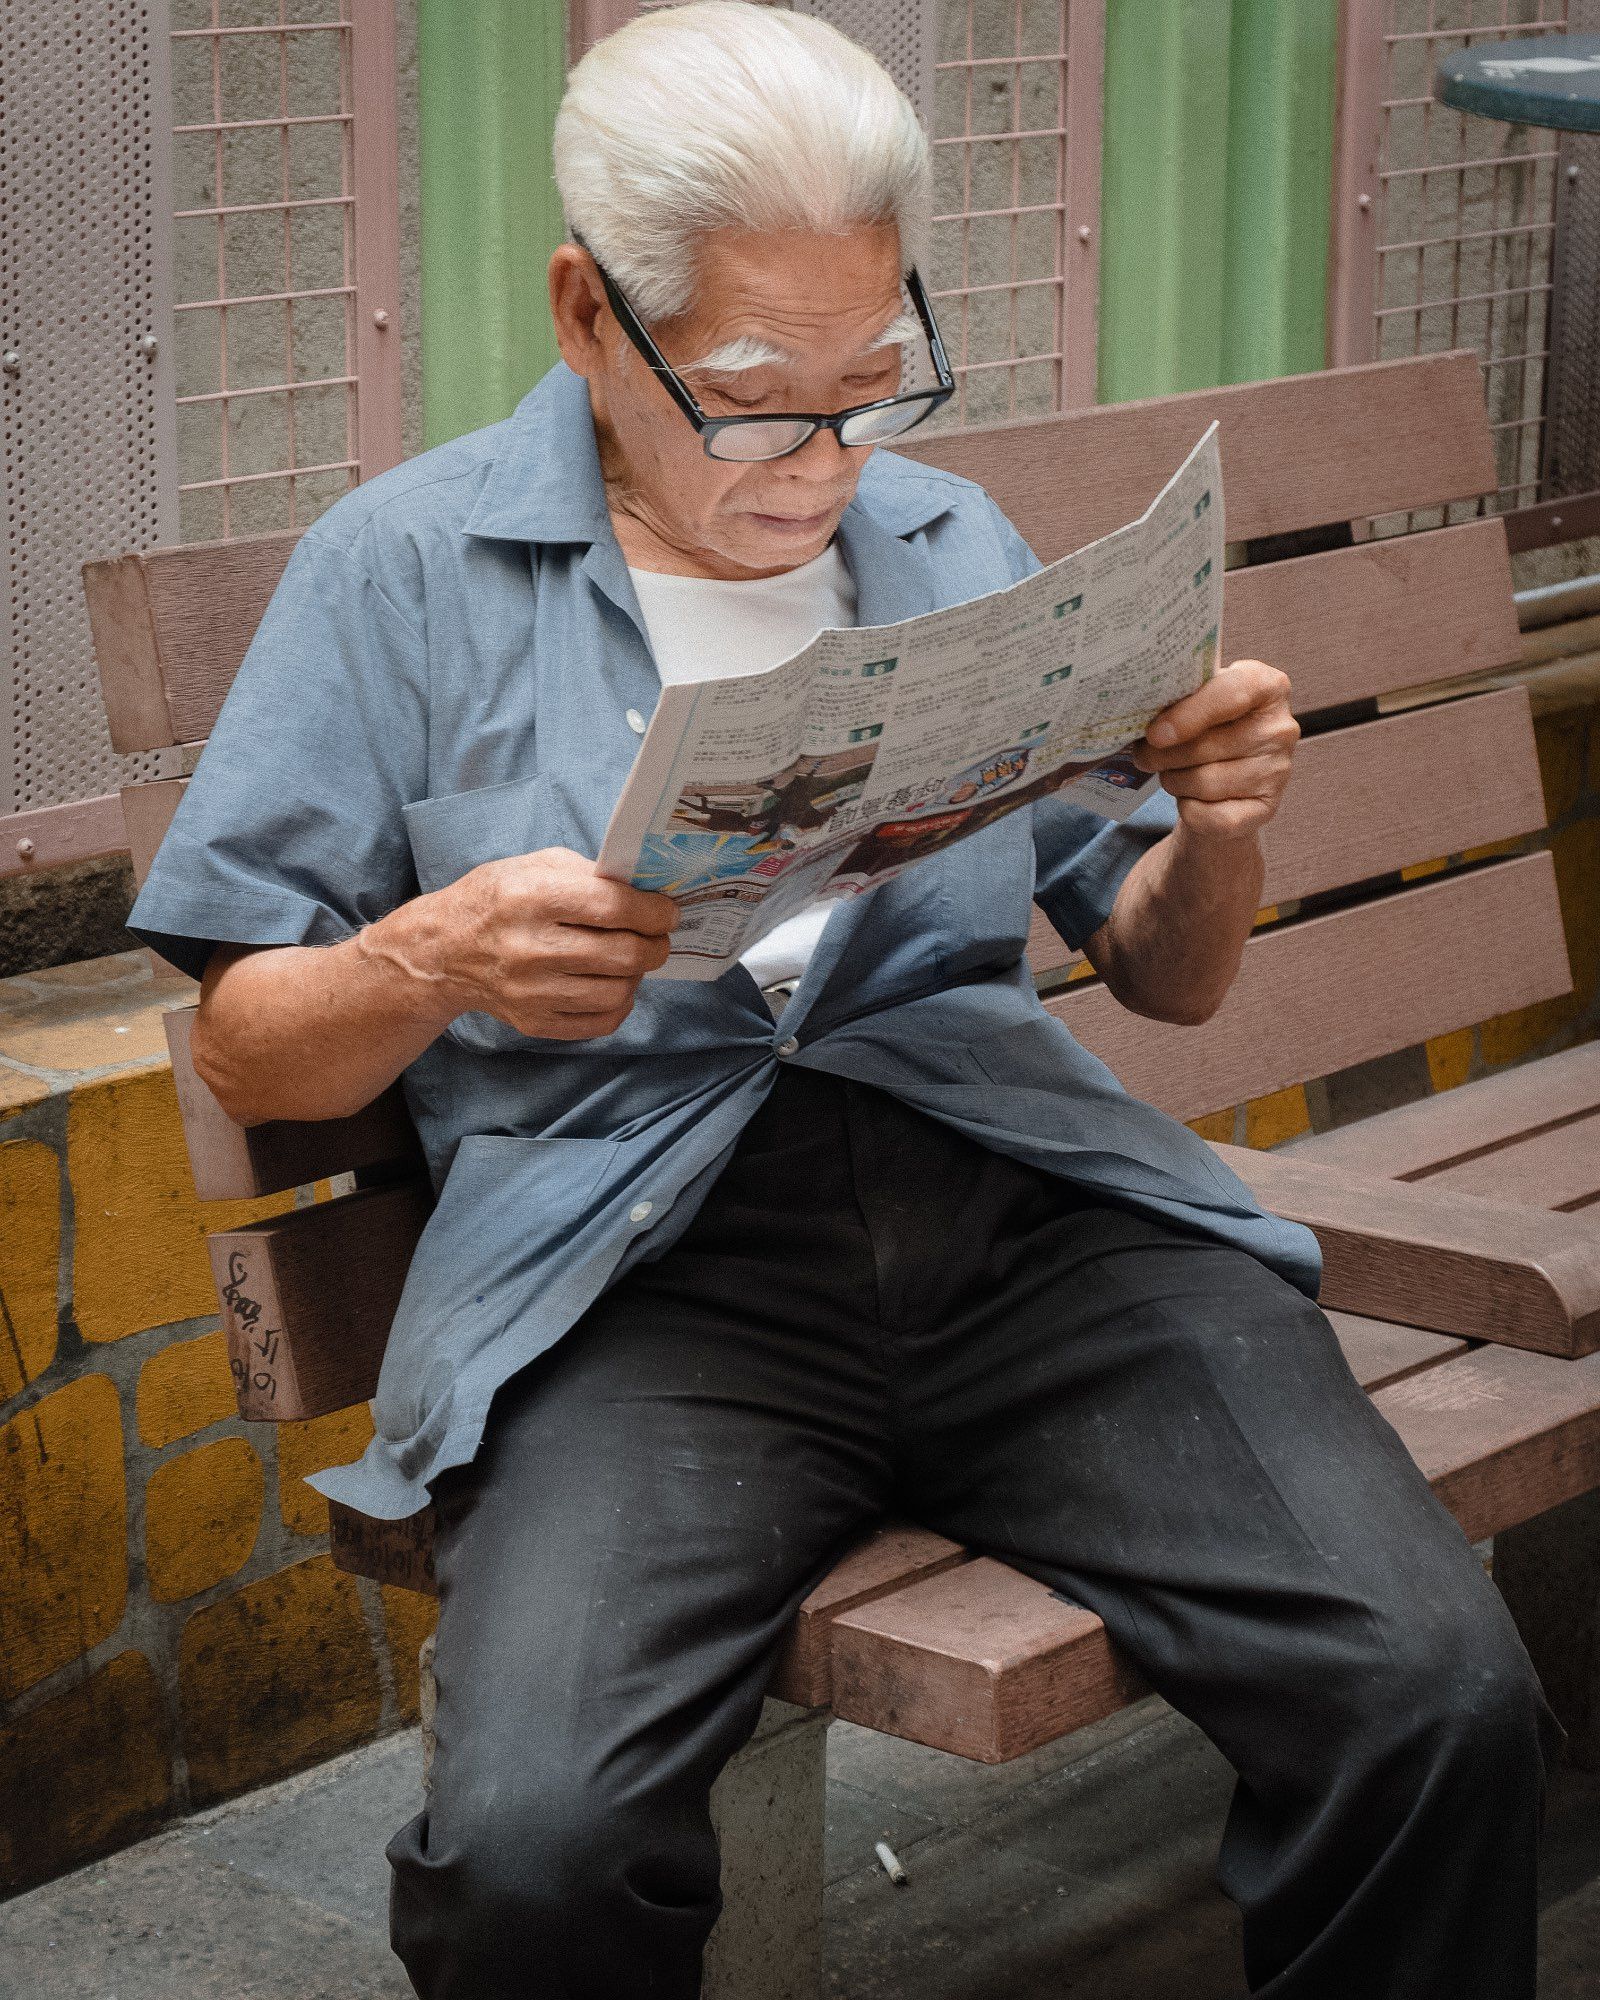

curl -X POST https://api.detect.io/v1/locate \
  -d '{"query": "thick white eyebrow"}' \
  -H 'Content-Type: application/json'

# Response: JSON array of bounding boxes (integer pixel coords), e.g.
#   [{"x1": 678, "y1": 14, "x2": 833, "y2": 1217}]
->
[{"x1": 681, "y1": 306, "x2": 924, "y2": 378}]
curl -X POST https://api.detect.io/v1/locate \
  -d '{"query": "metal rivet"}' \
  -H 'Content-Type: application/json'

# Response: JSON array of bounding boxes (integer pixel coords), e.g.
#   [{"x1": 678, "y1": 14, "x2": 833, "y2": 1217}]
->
[
  {"x1": 139, "y1": 333, "x2": 159, "y2": 357},
  {"x1": 373, "y1": 309, "x2": 390, "y2": 328},
  {"x1": 1357, "y1": 192, "x2": 1372, "y2": 211},
  {"x1": 15, "y1": 837, "x2": 34, "y2": 859},
  {"x1": 1077, "y1": 224, "x2": 1091, "y2": 243},
  {"x1": 2, "y1": 352, "x2": 20, "y2": 375}
]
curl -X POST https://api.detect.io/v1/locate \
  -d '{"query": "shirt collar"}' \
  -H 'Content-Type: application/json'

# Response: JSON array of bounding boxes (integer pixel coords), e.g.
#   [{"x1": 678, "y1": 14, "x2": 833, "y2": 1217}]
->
[{"x1": 459, "y1": 359, "x2": 962, "y2": 549}]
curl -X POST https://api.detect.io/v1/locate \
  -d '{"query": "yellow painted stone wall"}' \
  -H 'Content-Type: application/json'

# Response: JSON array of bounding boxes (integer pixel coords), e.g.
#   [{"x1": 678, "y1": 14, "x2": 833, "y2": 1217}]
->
[
  {"x1": 1, "y1": 702, "x2": 1595, "y2": 1896},
  {"x1": 0, "y1": 951, "x2": 435, "y2": 1898}
]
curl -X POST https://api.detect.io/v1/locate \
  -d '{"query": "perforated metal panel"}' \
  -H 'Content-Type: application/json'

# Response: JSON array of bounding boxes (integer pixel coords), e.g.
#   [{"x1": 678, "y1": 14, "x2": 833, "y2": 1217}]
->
[
  {"x1": 1, "y1": 0, "x2": 181, "y2": 827},
  {"x1": 587, "y1": 0, "x2": 1102, "y2": 424},
  {"x1": 792, "y1": 0, "x2": 934, "y2": 127}
]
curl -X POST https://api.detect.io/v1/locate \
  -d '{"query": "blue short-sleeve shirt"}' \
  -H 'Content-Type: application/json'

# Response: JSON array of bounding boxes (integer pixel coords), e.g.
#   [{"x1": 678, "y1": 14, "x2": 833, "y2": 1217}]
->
[{"x1": 126, "y1": 359, "x2": 1323, "y2": 1523}]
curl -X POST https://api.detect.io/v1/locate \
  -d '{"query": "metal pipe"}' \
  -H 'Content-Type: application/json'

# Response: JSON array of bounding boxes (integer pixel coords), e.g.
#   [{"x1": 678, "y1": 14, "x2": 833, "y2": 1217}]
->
[{"x1": 1515, "y1": 571, "x2": 1600, "y2": 630}]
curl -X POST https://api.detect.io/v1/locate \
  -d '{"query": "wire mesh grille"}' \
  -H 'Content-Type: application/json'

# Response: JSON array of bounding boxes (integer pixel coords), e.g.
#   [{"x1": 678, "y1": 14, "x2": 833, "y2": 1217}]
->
[
  {"x1": 603, "y1": 0, "x2": 1095, "y2": 430},
  {"x1": 169, "y1": 0, "x2": 361, "y2": 541},
  {"x1": 924, "y1": 0, "x2": 1075, "y2": 428},
  {"x1": 1371, "y1": 0, "x2": 1573, "y2": 532}
]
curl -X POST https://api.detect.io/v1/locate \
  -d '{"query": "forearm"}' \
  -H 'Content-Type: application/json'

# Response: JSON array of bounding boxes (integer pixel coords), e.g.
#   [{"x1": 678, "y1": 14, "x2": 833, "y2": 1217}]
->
[
  {"x1": 1091, "y1": 818, "x2": 1265, "y2": 1025},
  {"x1": 191, "y1": 889, "x2": 469, "y2": 1125}
]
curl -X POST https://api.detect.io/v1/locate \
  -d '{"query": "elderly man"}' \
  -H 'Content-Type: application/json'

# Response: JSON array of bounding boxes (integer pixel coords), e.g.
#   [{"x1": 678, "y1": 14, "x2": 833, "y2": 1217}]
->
[{"x1": 126, "y1": 5, "x2": 1561, "y2": 1996}]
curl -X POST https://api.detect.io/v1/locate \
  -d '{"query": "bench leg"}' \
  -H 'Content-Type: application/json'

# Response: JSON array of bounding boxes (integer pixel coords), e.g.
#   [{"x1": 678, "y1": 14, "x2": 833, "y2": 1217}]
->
[
  {"x1": 703, "y1": 1697, "x2": 831, "y2": 2000},
  {"x1": 1494, "y1": 1489, "x2": 1600, "y2": 1772},
  {"x1": 419, "y1": 1639, "x2": 828, "y2": 1995},
  {"x1": 419, "y1": 1629, "x2": 438, "y2": 1794}
]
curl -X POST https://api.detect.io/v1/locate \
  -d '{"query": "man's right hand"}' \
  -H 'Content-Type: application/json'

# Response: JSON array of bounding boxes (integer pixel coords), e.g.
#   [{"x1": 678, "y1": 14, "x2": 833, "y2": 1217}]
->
[{"x1": 435, "y1": 847, "x2": 678, "y2": 1040}]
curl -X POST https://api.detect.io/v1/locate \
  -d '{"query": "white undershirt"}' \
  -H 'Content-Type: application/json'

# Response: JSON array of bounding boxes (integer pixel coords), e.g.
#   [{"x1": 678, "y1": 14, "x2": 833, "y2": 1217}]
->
[{"x1": 626, "y1": 539, "x2": 858, "y2": 989}]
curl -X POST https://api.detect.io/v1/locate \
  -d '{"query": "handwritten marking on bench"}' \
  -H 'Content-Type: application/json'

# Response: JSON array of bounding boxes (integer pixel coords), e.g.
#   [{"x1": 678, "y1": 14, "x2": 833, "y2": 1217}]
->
[{"x1": 219, "y1": 1249, "x2": 280, "y2": 1405}]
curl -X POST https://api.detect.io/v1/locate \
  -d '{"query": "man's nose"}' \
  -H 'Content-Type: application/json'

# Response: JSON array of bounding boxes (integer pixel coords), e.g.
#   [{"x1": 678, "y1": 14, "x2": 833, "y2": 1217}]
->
[{"x1": 777, "y1": 424, "x2": 860, "y2": 485}]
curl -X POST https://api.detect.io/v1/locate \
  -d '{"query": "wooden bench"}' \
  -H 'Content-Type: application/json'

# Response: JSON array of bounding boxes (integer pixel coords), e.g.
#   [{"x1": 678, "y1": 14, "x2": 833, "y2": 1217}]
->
[{"x1": 83, "y1": 347, "x2": 1600, "y2": 1995}]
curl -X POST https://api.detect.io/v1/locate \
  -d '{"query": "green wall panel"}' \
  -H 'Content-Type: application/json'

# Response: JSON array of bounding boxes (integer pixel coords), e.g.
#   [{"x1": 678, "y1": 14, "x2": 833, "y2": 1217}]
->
[
  {"x1": 1099, "y1": 0, "x2": 1338, "y2": 404},
  {"x1": 417, "y1": 0, "x2": 567, "y2": 449},
  {"x1": 416, "y1": 0, "x2": 1340, "y2": 434}
]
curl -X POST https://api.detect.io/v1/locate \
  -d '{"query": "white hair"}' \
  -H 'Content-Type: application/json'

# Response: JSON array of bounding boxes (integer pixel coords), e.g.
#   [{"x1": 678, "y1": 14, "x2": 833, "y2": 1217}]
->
[{"x1": 552, "y1": 0, "x2": 934, "y2": 343}]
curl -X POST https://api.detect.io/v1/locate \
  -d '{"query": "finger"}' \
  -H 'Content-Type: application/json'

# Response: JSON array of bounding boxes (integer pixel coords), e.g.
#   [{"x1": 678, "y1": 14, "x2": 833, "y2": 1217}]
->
[
  {"x1": 518, "y1": 852, "x2": 679, "y2": 936},
  {"x1": 1158, "y1": 753, "x2": 1290, "y2": 803},
  {"x1": 575, "y1": 871, "x2": 680, "y2": 936},
  {"x1": 553, "y1": 923, "x2": 673, "y2": 978},
  {"x1": 1146, "y1": 660, "x2": 1289, "y2": 748},
  {"x1": 1176, "y1": 794, "x2": 1275, "y2": 841},
  {"x1": 1132, "y1": 708, "x2": 1298, "y2": 771},
  {"x1": 539, "y1": 971, "x2": 644, "y2": 1014}
]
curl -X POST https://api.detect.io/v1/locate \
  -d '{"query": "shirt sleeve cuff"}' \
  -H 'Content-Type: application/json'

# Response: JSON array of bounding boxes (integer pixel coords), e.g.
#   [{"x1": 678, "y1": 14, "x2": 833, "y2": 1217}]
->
[
  {"x1": 1032, "y1": 786, "x2": 1180, "y2": 954},
  {"x1": 124, "y1": 880, "x2": 357, "y2": 985}
]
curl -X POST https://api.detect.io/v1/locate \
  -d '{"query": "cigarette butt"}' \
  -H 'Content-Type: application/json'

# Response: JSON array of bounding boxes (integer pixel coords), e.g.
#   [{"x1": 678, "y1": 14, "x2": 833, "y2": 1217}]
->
[{"x1": 874, "y1": 1838, "x2": 908, "y2": 1885}]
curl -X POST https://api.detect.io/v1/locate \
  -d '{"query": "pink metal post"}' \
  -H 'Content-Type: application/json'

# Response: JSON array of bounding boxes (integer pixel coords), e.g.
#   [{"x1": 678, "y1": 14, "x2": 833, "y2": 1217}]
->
[
  {"x1": 930, "y1": 0, "x2": 1103, "y2": 424},
  {"x1": 353, "y1": 0, "x2": 405, "y2": 480}
]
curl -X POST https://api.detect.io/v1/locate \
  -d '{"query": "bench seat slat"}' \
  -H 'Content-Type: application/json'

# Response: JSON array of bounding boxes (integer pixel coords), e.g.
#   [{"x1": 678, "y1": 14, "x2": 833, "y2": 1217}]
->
[
  {"x1": 829, "y1": 1558, "x2": 1148, "y2": 1763},
  {"x1": 1419, "y1": 1110, "x2": 1600, "y2": 1214},
  {"x1": 327, "y1": 1311, "x2": 1473, "y2": 1719},
  {"x1": 1051, "y1": 852, "x2": 1571, "y2": 1125},
  {"x1": 1324, "y1": 1312, "x2": 1468, "y2": 1388},
  {"x1": 1282, "y1": 1040, "x2": 1600, "y2": 1183},
  {"x1": 827, "y1": 1343, "x2": 1600, "y2": 1760},
  {"x1": 1371, "y1": 1345, "x2": 1600, "y2": 1545}
]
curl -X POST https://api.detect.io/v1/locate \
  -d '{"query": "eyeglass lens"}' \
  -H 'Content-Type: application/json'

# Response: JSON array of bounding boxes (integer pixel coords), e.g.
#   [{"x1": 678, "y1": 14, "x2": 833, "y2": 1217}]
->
[{"x1": 706, "y1": 393, "x2": 944, "y2": 462}]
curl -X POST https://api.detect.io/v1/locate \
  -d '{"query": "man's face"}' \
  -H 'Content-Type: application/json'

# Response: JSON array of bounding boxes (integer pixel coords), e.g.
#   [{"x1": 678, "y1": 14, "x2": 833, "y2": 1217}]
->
[{"x1": 551, "y1": 221, "x2": 913, "y2": 579}]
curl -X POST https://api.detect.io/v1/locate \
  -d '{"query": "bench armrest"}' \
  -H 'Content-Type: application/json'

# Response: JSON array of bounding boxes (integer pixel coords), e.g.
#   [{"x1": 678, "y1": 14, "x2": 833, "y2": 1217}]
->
[{"x1": 1209, "y1": 1141, "x2": 1600, "y2": 1358}]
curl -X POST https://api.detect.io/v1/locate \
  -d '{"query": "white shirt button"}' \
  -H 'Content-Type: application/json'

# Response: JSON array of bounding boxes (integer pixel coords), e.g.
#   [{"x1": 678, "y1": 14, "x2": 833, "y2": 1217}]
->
[
  {"x1": 629, "y1": 1200, "x2": 653, "y2": 1223},
  {"x1": 625, "y1": 708, "x2": 647, "y2": 734},
  {"x1": 776, "y1": 1037, "x2": 800, "y2": 1058}
]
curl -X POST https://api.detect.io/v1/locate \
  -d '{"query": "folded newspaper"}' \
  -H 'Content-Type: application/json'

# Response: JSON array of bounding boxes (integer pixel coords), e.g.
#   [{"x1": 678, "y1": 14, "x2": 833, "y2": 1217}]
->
[{"x1": 597, "y1": 420, "x2": 1223, "y2": 980}]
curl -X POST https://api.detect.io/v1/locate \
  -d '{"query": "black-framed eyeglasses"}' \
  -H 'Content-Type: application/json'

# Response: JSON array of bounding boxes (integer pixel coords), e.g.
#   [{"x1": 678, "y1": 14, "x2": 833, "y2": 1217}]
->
[{"x1": 571, "y1": 230, "x2": 956, "y2": 463}]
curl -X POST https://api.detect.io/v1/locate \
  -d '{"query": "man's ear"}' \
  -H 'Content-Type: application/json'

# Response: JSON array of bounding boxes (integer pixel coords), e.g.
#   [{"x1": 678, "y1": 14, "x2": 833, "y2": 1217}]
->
[{"x1": 549, "y1": 244, "x2": 606, "y2": 379}]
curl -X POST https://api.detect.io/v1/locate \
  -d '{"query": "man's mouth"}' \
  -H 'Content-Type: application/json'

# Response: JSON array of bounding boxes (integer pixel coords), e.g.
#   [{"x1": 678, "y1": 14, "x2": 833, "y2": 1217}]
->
[{"x1": 747, "y1": 508, "x2": 836, "y2": 533}]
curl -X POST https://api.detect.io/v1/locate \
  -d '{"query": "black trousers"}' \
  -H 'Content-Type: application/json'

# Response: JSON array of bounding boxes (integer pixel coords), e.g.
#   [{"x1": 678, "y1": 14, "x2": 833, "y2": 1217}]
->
[{"x1": 386, "y1": 1065, "x2": 1566, "y2": 1999}]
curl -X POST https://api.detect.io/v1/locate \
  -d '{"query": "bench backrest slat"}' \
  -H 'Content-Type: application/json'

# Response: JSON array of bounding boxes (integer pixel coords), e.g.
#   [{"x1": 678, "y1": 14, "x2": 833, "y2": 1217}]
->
[
  {"x1": 897, "y1": 350, "x2": 1498, "y2": 559},
  {"x1": 1224, "y1": 516, "x2": 1519, "y2": 712},
  {"x1": 1051, "y1": 852, "x2": 1569, "y2": 1123},
  {"x1": 1026, "y1": 684, "x2": 1550, "y2": 981},
  {"x1": 86, "y1": 533, "x2": 300, "y2": 752}
]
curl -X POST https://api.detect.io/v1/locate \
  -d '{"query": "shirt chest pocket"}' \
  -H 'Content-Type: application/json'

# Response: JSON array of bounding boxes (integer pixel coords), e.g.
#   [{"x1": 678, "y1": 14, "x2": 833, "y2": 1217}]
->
[{"x1": 401, "y1": 773, "x2": 567, "y2": 895}]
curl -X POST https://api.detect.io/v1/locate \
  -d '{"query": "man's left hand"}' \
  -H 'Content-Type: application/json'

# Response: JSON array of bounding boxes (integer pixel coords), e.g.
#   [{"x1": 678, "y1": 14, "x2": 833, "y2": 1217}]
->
[{"x1": 1127, "y1": 658, "x2": 1299, "y2": 841}]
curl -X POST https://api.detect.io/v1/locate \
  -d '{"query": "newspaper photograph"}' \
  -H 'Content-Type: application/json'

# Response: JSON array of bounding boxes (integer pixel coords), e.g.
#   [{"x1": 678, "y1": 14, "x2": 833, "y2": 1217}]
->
[{"x1": 597, "y1": 420, "x2": 1224, "y2": 980}]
